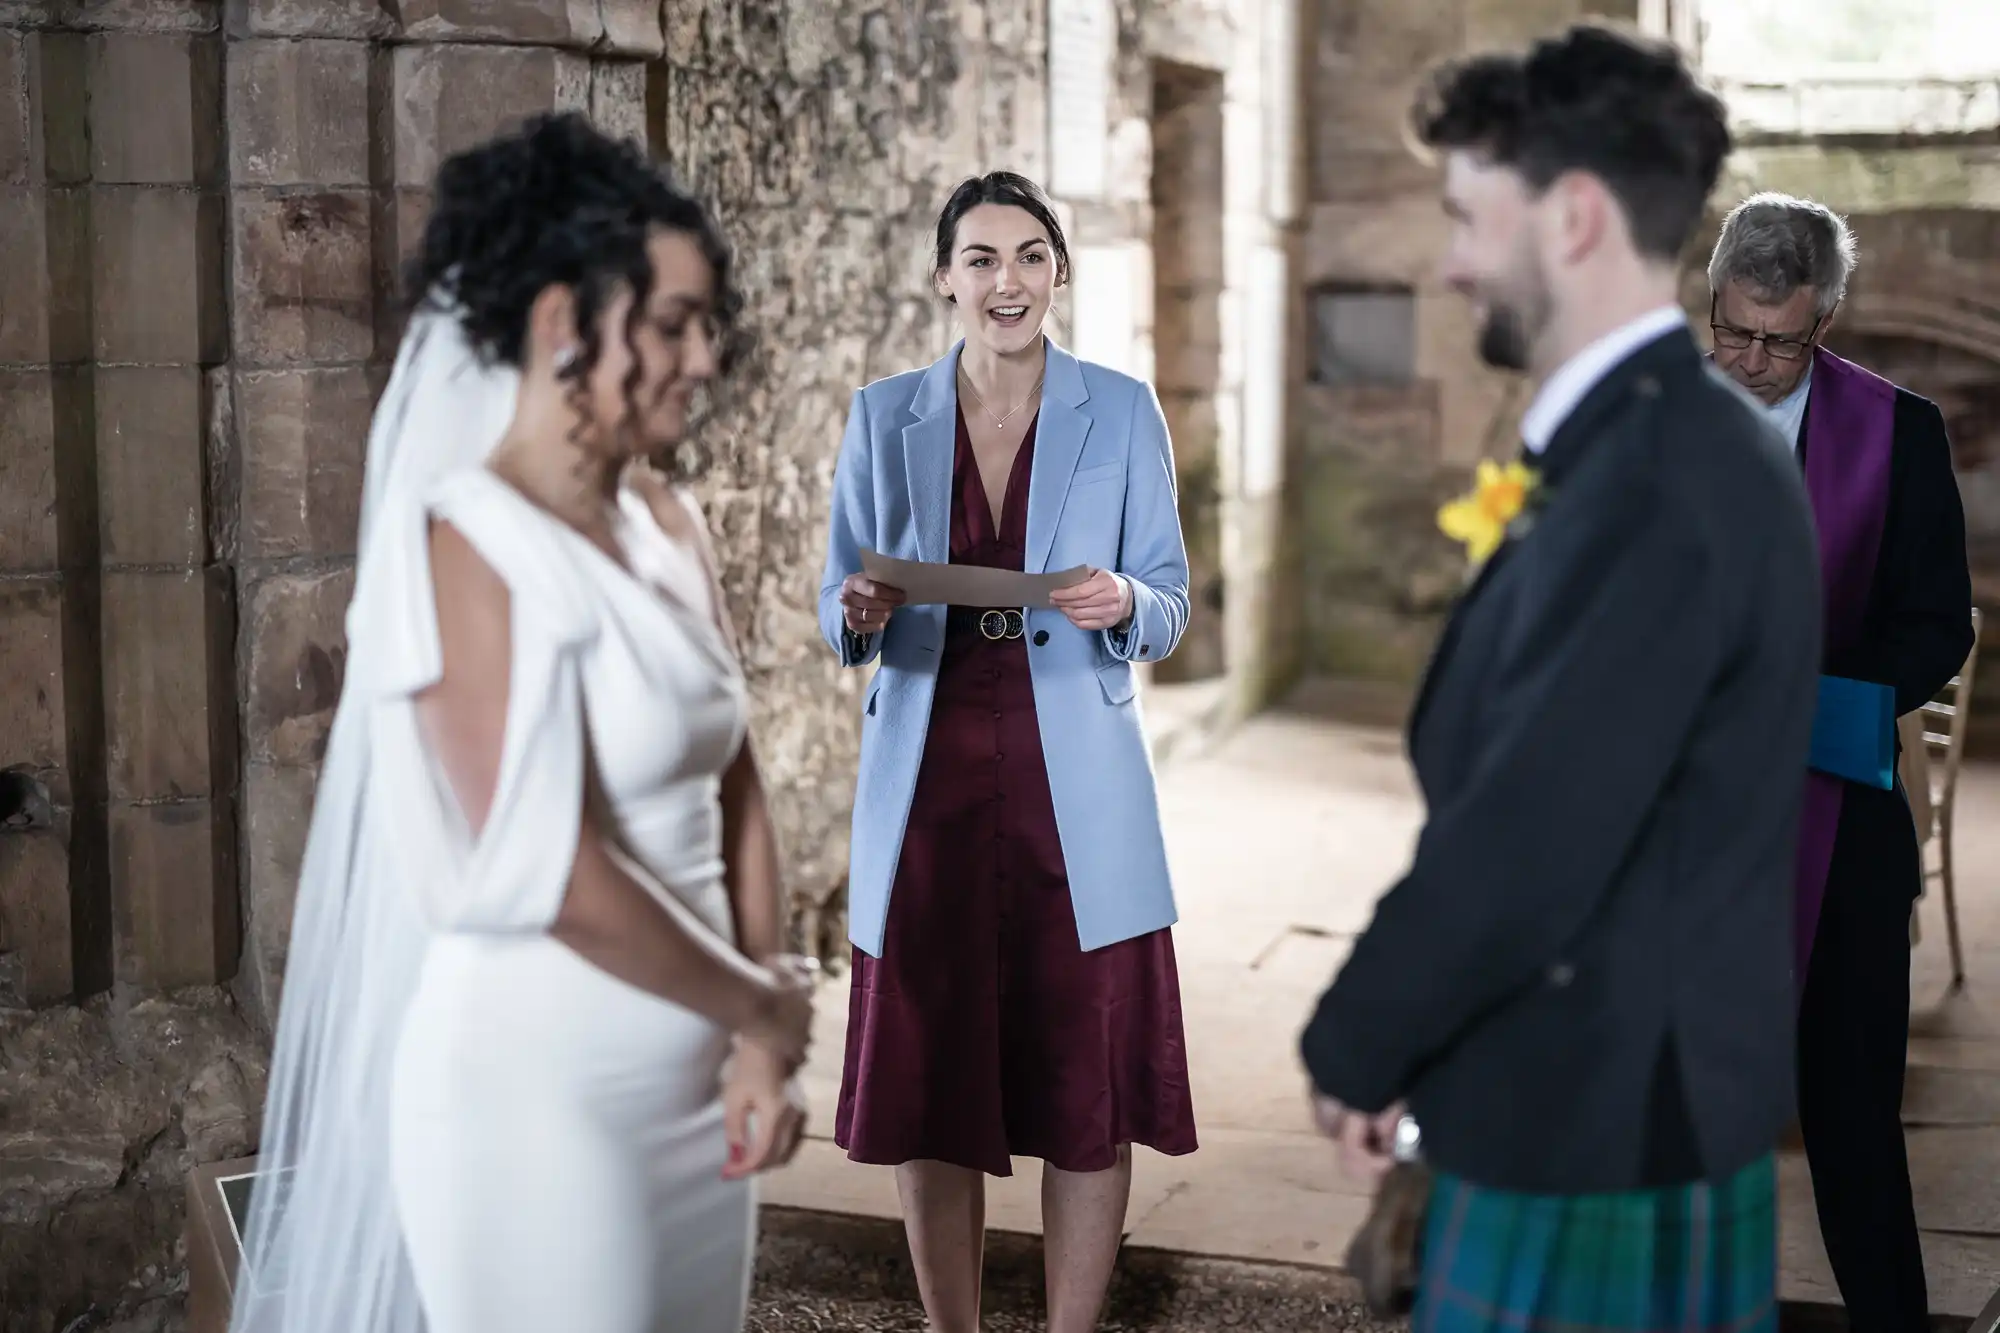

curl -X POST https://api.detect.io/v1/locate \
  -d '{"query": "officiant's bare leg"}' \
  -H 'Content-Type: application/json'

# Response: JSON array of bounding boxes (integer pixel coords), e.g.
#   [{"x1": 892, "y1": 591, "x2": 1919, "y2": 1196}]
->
[
  {"x1": 1042, "y1": 1146, "x2": 1132, "y2": 1333},
  {"x1": 897, "y1": 1160, "x2": 985, "y2": 1333}
]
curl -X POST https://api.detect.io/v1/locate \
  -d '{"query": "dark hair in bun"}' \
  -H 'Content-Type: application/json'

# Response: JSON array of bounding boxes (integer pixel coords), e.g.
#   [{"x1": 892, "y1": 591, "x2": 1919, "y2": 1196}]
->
[{"x1": 405, "y1": 111, "x2": 745, "y2": 455}]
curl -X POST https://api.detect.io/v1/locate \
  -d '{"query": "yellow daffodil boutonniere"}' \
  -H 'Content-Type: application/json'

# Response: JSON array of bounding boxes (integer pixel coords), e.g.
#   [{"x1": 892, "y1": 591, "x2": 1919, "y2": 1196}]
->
[{"x1": 1438, "y1": 459, "x2": 1541, "y2": 568}]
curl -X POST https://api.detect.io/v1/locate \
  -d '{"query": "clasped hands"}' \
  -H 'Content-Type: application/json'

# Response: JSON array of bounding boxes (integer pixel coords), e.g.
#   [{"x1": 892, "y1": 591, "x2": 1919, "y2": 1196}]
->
[
  {"x1": 1311, "y1": 1091, "x2": 1406, "y2": 1186},
  {"x1": 839, "y1": 569, "x2": 1132, "y2": 634},
  {"x1": 723, "y1": 952, "x2": 818, "y2": 1183}
]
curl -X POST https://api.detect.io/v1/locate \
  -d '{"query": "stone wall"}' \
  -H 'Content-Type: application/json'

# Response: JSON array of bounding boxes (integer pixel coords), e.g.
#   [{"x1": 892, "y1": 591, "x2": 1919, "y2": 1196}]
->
[
  {"x1": 0, "y1": 2, "x2": 1051, "y2": 1327},
  {"x1": 1291, "y1": 1, "x2": 2000, "y2": 750},
  {"x1": 1292, "y1": 0, "x2": 1640, "y2": 701},
  {"x1": 1056, "y1": 0, "x2": 1304, "y2": 715}
]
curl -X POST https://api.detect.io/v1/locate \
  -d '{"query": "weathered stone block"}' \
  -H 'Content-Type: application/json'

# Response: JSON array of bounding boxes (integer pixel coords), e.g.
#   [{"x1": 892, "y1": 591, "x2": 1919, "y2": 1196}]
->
[
  {"x1": 979, "y1": 56, "x2": 1048, "y2": 183},
  {"x1": 86, "y1": 31, "x2": 222, "y2": 185},
  {"x1": 95, "y1": 365, "x2": 206, "y2": 567},
  {"x1": 0, "y1": 367, "x2": 93, "y2": 575},
  {"x1": 239, "y1": 759, "x2": 314, "y2": 1025},
  {"x1": 102, "y1": 567, "x2": 235, "y2": 803},
  {"x1": 226, "y1": 37, "x2": 370, "y2": 187},
  {"x1": 0, "y1": 29, "x2": 27, "y2": 185},
  {"x1": 225, "y1": 0, "x2": 391, "y2": 39},
  {"x1": 984, "y1": 0, "x2": 1043, "y2": 53},
  {"x1": 230, "y1": 189, "x2": 373, "y2": 365},
  {"x1": 0, "y1": 579, "x2": 70, "y2": 783},
  {"x1": 386, "y1": 42, "x2": 590, "y2": 188},
  {"x1": 662, "y1": 0, "x2": 701, "y2": 67},
  {"x1": 236, "y1": 365, "x2": 372, "y2": 559},
  {"x1": 32, "y1": 29, "x2": 92, "y2": 186},
  {"x1": 600, "y1": 0, "x2": 665, "y2": 58},
  {"x1": 90, "y1": 185, "x2": 226, "y2": 364},
  {"x1": 1154, "y1": 290, "x2": 1226, "y2": 393},
  {"x1": 241, "y1": 566, "x2": 351, "y2": 770},
  {"x1": 373, "y1": 186, "x2": 431, "y2": 354},
  {"x1": 0, "y1": 370, "x2": 59, "y2": 572},
  {"x1": 108, "y1": 797, "x2": 237, "y2": 988},
  {"x1": 396, "y1": 0, "x2": 600, "y2": 47},
  {"x1": 0, "y1": 186, "x2": 92, "y2": 365},
  {"x1": 0, "y1": 828, "x2": 77, "y2": 1005},
  {"x1": 591, "y1": 58, "x2": 648, "y2": 146},
  {"x1": 53, "y1": 0, "x2": 222, "y2": 31}
]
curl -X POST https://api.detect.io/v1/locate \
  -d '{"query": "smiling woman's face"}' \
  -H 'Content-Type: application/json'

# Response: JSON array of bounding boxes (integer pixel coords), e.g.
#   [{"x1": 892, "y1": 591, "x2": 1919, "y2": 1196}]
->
[{"x1": 935, "y1": 203, "x2": 1060, "y2": 356}]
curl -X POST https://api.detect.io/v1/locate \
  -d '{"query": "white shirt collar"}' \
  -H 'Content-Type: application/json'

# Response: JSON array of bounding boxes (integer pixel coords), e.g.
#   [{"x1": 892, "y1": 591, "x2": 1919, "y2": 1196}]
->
[
  {"x1": 1763, "y1": 366, "x2": 1813, "y2": 451},
  {"x1": 1520, "y1": 305, "x2": 1689, "y2": 454}
]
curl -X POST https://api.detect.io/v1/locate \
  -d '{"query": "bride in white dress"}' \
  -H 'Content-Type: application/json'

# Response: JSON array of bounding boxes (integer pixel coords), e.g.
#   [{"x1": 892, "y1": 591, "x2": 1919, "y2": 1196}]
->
[{"x1": 228, "y1": 113, "x2": 817, "y2": 1333}]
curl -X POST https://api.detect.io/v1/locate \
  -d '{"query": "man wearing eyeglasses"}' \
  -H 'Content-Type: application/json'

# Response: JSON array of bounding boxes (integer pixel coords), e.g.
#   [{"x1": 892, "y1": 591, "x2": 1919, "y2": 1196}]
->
[{"x1": 1707, "y1": 191, "x2": 1974, "y2": 1333}]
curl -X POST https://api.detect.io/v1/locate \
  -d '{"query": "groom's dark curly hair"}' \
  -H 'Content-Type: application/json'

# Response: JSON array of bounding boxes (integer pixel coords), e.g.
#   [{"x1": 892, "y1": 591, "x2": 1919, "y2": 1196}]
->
[
  {"x1": 1409, "y1": 23, "x2": 1731, "y2": 263},
  {"x1": 405, "y1": 112, "x2": 747, "y2": 463}
]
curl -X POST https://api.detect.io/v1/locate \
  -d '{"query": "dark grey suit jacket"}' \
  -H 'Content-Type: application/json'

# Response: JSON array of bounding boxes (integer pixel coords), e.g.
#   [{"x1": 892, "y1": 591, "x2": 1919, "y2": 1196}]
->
[{"x1": 1301, "y1": 328, "x2": 1823, "y2": 1193}]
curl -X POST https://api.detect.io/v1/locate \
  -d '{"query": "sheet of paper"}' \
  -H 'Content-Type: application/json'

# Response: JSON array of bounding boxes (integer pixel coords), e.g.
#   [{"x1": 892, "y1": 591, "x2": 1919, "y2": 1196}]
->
[{"x1": 859, "y1": 549, "x2": 1090, "y2": 609}]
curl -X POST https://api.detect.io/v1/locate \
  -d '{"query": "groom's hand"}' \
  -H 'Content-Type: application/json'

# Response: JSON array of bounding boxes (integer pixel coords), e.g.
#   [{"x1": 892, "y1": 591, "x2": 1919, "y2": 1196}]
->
[{"x1": 1310, "y1": 1091, "x2": 1402, "y2": 1185}]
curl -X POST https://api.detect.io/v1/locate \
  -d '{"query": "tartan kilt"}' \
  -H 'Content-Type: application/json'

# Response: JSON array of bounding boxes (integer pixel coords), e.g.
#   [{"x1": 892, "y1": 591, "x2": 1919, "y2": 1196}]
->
[{"x1": 1413, "y1": 1154, "x2": 1778, "y2": 1333}]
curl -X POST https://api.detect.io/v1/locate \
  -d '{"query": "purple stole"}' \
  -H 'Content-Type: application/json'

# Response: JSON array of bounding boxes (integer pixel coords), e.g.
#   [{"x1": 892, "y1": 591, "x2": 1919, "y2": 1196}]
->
[{"x1": 1794, "y1": 346, "x2": 1898, "y2": 979}]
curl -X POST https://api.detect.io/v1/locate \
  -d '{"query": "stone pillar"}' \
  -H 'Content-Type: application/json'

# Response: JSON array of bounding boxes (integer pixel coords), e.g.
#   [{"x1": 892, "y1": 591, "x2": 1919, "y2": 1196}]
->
[
  {"x1": 0, "y1": 25, "x2": 104, "y2": 1005},
  {"x1": 1151, "y1": 62, "x2": 1229, "y2": 684},
  {"x1": 86, "y1": 19, "x2": 239, "y2": 992},
  {"x1": 225, "y1": 2, "x2": 381, "y2": 1022}
]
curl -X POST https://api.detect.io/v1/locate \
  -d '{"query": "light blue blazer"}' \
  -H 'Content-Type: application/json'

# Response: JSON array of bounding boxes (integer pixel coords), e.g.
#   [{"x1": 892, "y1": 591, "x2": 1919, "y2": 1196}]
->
[{"x1": 818, "y1": 338, "x2": 1191, "y2": 957}]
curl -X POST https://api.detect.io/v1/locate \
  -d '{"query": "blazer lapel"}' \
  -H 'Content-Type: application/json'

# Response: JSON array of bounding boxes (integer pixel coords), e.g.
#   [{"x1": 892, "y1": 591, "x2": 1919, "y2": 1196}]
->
[
  {"x1": 1025, "y1": 339, "x2": 1092, "y2": 575},
  {"x1": 902, "y1": 343, "x2": 961, "y2": 564}
]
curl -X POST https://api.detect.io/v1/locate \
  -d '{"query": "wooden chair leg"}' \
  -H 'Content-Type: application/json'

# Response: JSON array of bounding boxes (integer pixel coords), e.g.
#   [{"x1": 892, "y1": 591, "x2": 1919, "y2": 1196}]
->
[{"x1": 1968, "y1": 1276, "x2": 2000, "y2": 1333}]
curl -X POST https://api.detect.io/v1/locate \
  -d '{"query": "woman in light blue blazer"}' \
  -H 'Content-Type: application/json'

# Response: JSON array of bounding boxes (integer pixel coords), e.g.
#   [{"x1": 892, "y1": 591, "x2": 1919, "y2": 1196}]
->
[{"x1": 817, "y1": 172, "x2": 1198, "y2": 1333}]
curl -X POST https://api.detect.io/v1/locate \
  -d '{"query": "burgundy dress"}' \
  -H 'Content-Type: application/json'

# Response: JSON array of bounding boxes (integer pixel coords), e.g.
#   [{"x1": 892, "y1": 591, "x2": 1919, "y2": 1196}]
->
[{"x1": 833, "y1": 402, "x2": 1199, "y2": 1178}]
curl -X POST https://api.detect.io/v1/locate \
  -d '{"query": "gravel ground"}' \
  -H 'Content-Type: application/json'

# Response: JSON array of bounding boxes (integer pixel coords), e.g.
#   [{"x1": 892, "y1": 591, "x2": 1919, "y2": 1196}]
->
[{"x1": 747, "y1": 1208, "x2": 1402, "y2": 1332}]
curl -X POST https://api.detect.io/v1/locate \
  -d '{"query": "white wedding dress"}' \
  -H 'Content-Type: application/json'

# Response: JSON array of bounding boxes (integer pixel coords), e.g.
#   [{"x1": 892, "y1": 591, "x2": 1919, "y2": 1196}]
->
[
  {"x1": 229, "y1": 308, "x2": 754, "y2": 1333},
  {"x1": 386, "y1": 471, "x2": 754, "y2": 1332}
]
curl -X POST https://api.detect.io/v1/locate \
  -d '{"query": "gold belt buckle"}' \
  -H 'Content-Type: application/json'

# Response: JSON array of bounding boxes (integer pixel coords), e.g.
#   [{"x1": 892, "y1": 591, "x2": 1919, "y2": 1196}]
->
[{"x1": 978, "y1": 609, "x2": 1025, "y2": 641}]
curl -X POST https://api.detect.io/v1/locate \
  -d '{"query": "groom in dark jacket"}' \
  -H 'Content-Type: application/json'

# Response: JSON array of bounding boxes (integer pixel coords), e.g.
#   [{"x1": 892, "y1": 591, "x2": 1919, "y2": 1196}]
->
[{"x1": 1300, "y1": 25, "x2": 1822, "y2": 1333}]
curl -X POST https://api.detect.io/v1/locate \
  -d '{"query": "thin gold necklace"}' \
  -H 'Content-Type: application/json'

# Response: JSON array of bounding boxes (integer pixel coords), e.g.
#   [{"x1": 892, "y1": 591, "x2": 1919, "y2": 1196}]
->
[{"x1": 959, "y1": 366, "x2": 1045, "y2": 430}]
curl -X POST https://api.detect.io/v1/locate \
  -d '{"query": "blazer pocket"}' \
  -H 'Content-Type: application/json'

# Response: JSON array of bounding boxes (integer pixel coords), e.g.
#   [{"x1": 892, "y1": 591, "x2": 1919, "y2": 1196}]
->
[
  {"x1": 1071, "y1": 460, "x2": 1124, "y2": 488},
  {"x1": 1096, "y1": 661, "x2": 1136, "y2": 705}
]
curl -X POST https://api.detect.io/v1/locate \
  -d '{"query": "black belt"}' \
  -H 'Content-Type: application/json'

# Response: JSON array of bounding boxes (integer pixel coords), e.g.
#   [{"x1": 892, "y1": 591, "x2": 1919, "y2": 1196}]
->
[{"x1": 949, "y1": 607, "x2": 1026, "y2": 641}]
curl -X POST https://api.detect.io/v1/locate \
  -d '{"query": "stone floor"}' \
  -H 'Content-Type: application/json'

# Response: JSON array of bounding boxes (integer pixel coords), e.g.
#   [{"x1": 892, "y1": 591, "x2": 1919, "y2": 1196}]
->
[{"x1": 759, "y1": 693, "x2": 2000, "y2": 1323}]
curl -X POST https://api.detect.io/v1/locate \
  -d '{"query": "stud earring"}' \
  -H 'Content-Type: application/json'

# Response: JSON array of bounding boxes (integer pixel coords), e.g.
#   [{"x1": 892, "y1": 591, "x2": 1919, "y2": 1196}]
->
[{"x1": 553, "y1": 345, "x2": 580, "y2": 374}]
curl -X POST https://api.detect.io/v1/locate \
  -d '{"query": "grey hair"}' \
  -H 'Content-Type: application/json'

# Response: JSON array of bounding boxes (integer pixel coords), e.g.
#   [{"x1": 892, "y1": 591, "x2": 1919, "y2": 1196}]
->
[{"x1": 1706, "y1": 192, "x2": 1858, "y2": 318}]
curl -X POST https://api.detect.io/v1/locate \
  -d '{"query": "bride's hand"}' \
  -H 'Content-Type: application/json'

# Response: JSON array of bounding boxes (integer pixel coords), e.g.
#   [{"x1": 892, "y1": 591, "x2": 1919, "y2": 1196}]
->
[
  {"x1": 739, "y1": 953, "x2": 817, "y2": 1070},
  {"x1": 721, "y1": 1042, "x2": 809, "y2": 1180}
]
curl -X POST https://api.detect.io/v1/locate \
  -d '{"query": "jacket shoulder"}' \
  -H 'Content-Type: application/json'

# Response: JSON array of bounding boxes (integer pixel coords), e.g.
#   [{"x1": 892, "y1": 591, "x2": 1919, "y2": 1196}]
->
[
  {"x1": 855, "y1": 366, "x2": 928, "y2": 419},
  {"x1": 1074, "y1": 357, "x2": 1151, "y2": 408},
  {"x1": 1658, "y1": 362, "x2": 1796, "y2": 483},
  {"x1": 1644, "y1": 363, "x2": 1815, "y2": 557}
]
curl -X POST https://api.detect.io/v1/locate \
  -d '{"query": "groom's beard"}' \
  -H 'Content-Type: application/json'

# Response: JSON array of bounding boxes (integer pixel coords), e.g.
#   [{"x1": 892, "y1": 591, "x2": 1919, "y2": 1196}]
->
[
  {"x1": 1478, "y1": 304, "x2": 1534, "y2": 371},
  {"x1": 1475, "y1": 248, "x2": 1551, "y2": 373}
]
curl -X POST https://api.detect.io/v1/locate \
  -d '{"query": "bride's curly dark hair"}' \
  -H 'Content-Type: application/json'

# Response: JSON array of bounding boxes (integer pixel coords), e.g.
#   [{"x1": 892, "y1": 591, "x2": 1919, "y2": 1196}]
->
[{"x1": 404, "y1": 111, "x2": 746, "y2": 470}]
